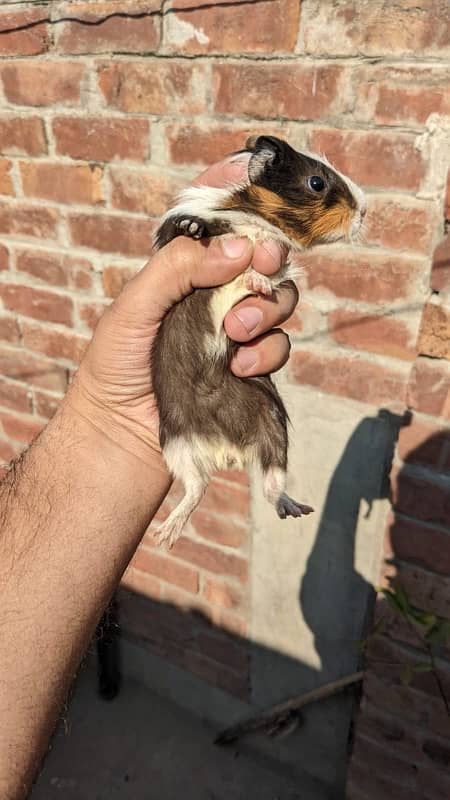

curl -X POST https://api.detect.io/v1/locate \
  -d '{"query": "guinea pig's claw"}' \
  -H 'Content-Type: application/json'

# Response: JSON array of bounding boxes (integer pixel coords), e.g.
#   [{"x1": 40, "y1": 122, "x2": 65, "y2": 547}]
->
[
  {"x1": 244, "y1": 269, "x2": 273, "y2": 296},
  {"x1": 276, "y1": 494, "x2": 314, "y2": 519}
]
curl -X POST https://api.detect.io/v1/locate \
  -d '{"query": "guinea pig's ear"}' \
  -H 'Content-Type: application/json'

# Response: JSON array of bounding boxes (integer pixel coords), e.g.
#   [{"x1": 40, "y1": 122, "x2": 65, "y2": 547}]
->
[{"x1": 248, "y1": 136, "x2": 289, "y2": 183}]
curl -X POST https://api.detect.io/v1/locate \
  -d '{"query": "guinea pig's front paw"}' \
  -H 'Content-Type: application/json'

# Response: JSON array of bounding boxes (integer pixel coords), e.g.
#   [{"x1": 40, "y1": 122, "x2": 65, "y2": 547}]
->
[
  {"x1": 244, "y1": 268, "x2": 273, "y2": 296},
  {"x1": 175, "y1": 215, "x2": 206, "y2": 240}
]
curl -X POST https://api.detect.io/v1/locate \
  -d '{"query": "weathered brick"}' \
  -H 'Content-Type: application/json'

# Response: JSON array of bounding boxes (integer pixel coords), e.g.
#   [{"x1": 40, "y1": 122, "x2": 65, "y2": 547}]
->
[
  {"x1": 445, "y1": 170, "x2": 450, "y2": 221},
  {"x1": 0, "y1": 313, "x2": 19, "y2": 342},
  {"x1": 21, "y1": 321, "x2": 88, "y2": 364},
  {"x1": 0, "y1": 116, "x2": 46, "y2": 156},
  {"x1": 1, "y1": 61, "x2": 84, "y2": 107},
  {"x1": 213, "y1": 63, "x2": 347, "y2": 120},
  {"x1": 165, "y1": 0, "x2": 299, "y2": 54},
  {"x1": 191, "y1": 507, "x2": 247, "y2": 549},
  {"x1": 354, "y1": 65, "x2": 450, "y2": 126},
  {"x1": 302, "y1": 0, "x2": 450, "y2": 57},
  {"x1": 0, "y1": 285, "x2": 73, "y2": 326},
  {"x1": 109, "y1": 167, "x2": 183, "y2": 216},
  {"x1": 102, "y1": 264, "x2": 137, "y2": 298},
  {"x1": 0, "y1": 347, "x2": 67, "y2": 392},
  {"x1": 0, "y1": 7, "x2": 49, "y2": 57},
  {"x1": 329, "y1": 310, "x2": 417, "y2": 361},
  {"x1": 407, "y1": 357, "x2": 450, "y2": 419},
  {"x1": 0, "y1": 439, "x2": 19, "y2": 463},
  {"x1": 167, "y1": 122, "x2": 289, "y2": 166},
  {"x1": 0, "y1": 243, "x2": 8, "y2": 270},
  {"x1": 53, "y1": 116, "x2": 150, "y2": 162},
  {"x1": 418, "y1": 299, "x2": 450, "y2": 360},
  {"x1": 397, "y1": 418, "x2": 448, "y2": 470},
  {"x1": 0, "y1": 159, "x2": 13, "y2": 195},
  {"x1": 391, "y1": 466, "x2": 450, "y2": 529},
  {"x1": 290, "y1": 349, "x2": 409, "y2": 406},
  {"x1": 20, "y1": 161, "x2": 103, "y2": 205},
  {"x1": 130, "y1": 546, "x2": 199, "y2": 594},
  {"x1": 178, "y1": 649, "x2": 249, "y2": 700},
  {"x1": 385, "y1": 513, "x2": 450, "y2": 576},
  {"x1": 0, "y1": 379, "x2": 32, "y2": 414},
  {"x1": 210, "y1": 607, "x2": 248, "y2": 638},
  {"x1": 78, "y1": 300, "x2": 109, "y2": 332},
  {"x1": 33, "y1": 390, "x2": 62, "y2": 420},
  {"x1": 171, "y1": 536, "x2": 248, "y2": 583},
  {"x1": 197, "y1": 632, "x2": 249, "y2": 673},
  {"x1": 383, "y1": 560, "x2": 450, "y2": 626},
  {"x1": 430, "y1": 235, "x2": 450, "y2": 292},
  {"x1": 201, "y1": 475, "x2": 250, "y2": 519},
  {"x1": 120, "y1": 565, "x2": 161, "y2": 601},
  {"x1": 365, "y1": 197, "x2": 436, "y2": 255},
  {"x1": 68, "y1": 212, "x2": 153, "y2": 256},
  {"x1": 309, "y1": 129, "x2": 426, "y2": 190},
  {"x1": 202, "y1": 577, "x2": 243, "y2": 610},
  {"x1": 0, "y1": 410, "x2": 43, "y2": 444},
  {"x1": 16, "y1": 249, "x2": 93, "y2": 290},
  {"x1": 98, "y1": 60, "x2": 207, "y2": 114},
  {"x1": 55, "y1": 1, "x2": 160, "y2": 54},
  {"x1": 303, "y1": 250, "x2": 424, "y2": 304},
  {"x1": 0, "y1": 201, "x2": 58, "y2": 240}
]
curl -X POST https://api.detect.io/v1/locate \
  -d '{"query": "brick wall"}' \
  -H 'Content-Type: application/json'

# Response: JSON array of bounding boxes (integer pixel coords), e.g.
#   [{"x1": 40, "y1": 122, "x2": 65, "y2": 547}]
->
[{"x1": 0, "y1": 0, "x2": 449, "y2": 794}]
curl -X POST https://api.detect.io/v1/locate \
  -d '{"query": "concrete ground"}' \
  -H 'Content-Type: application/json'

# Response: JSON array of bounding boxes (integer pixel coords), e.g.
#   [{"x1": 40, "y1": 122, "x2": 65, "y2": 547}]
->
[{"x1": 31, "y1": 664, "x2": 303, "y2": 800}]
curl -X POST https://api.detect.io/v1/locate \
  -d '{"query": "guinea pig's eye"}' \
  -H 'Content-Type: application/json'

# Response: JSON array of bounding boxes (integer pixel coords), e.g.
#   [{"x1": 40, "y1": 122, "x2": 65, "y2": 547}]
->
[{"x1": 307, "y1": 176, "x2": 325, "y2": 192}]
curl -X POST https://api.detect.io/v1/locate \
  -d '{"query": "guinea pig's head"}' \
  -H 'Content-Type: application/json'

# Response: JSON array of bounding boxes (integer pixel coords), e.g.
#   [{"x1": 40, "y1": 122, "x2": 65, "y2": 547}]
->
[{"x1": 245, "y1": 135, "x2": 366, "y2": 248}]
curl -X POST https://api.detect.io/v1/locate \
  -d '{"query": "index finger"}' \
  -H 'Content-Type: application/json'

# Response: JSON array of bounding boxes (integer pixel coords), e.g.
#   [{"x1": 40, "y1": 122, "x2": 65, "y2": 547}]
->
[{"x1": 193, "y1": 153, "x2": 250, "y2": 188}]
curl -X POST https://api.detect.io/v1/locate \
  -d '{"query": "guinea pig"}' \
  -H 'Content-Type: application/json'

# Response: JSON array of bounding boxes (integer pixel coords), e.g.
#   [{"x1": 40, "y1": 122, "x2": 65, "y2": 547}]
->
[{"x1": 152, "y1": 135, "x2": 366, "y2": 547}]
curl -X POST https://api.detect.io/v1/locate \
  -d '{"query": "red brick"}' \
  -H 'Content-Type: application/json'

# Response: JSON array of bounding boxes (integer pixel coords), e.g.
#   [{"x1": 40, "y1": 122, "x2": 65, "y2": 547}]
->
[
  {"x1": 168, "y1": 122, "x2": 289, "y2": 166},
  {"x1": 0, "y1": 7, "x2": 49, "y2": 57},
  {"x1": 445, "y1": 170, "x2": 450, "y2": 221},
  {"x1": 0, "y1": 314, "x2": 19, "y2": 343},
  {"x1": 391, "y1": 466, "x2": 450, "y2": 529},
  {"x1": 368, "y1": 635, "x2": 450, "y2": 703},
  {"x1": 165, "y1": 0, "x2": 299, "y2": 54},
  {"x1": 0, "y1": 116, "x2": 46, "y2": 156},
  {"x1": 171, "y1": 536, "x2": 248, "y2": 583},
  {"x1": 1, "y1": 61, "x2": 84, "y2": 107},
  {"x1": 0, "y1": 379, "x2": 32, "y2": 413},
  {"x1": 0, "y1": 201, "x2": 58, "y2": 240},
  {"x1": 354, "y1": 65, "x2": 450, "y2": 126},
  {"x1": 290, "y1": 349, "x2": 409, "y2": 406},
  {"x1": 407, "y1": 357, "x2": 450, "y2": 420},
  {"x1": 0, "y1": 243, "x2": 8, "y2": 270},
  {"x1": 197, "y1": 632, "x2": 249, "y2": 673},
  {"x1": 309, "y1": 129, "x2": 426, "y2": 191},
  {"x1": 178, "y1": 649, "x2": 249, "y2": 700},
  {"x1": 0, "y1": 410, "x2": 43, "y2": 444},
  {"x1": 210, "y1": 607, "x2": 248, "y2": 638},
  {"x1": 191, "y1": 507, "x2": 247, "y2": 549},
  {"x1": 17, "y1": 249, "x2": 93, "y2": 291},
  {"x1": 352, "y1": 734, "x2": 420, "y2": 792},
  {"x1": 109, "y1": 167, "x2": 183, "y2": 216},
  {"x1": 213, "y1": 63, "x2": 347, "y2": 120},
  {"x1": 98, "y1": 60, "x2": 207, "y2": 114},
  {"x1": 0, "y1": 347, "x2": 67, "y2": 392},
  {"x1": 302, "y1": 0, "x2": 450, "y2": 57},
  {"x1": 418, "y1": 300, "x2": 450, "y2": 360},
  {"x1": 102, "y1": 265, "x2": 137, "y2": 299},
  {"x1": 384, "y1": 560, "x2": 450, "y2": 629},
  {"x1": 21, "y1": 321, "x2": 88, "y2": 364},
  {"x1": 0, "y1": 439, "x2": 19, "y2": 463},
  {"x1": 397, "y1": 418, "x2": 448, "y2": 470},
  {"x1": 130, "y1": 546, "x2": 199, "y2": 594},
  {"x1": 202, "y1": 577, "x2": 243, "y2": 610},
  {"x1": 33, "y1": 390, "x2": 62, "y2": 420},
  {"x1": 0, "y1": 159, "x2": 13, "y2": 195},
  {"x1": 78, "y1": 300, "x2": 108, "y2": 332},
  {"x1": 303, "y1": 249, "x2": 424, "y2": 305},
  {"x1": 385, "y1": 513, "x2": 450, "y2": 576},
  {"x1": 53, "y1": 116, "x2": 150, "y2": 162},
  {"x1": 55, "y1": 1, "x2": 160, "y2": 54},
  {"x1": 365, "y1": 197, "x2": 435, "y2": 255},
  {"x1": 201, "y1": 475, "x2": 250, "y2": 519},
  {"x1": 120, "y1": 565, "x2": 161, "y2": 601},
  {"x1": 69, "y1": 212, "x2": 153, "y2": 256},
  {"x1": 430, "y1": 235, "x2": 450, "y2": 292},
  {"x1": 20, "y1": 161, "x2": 103, "y2": 205},
  {"x1": 0, "y1": 285, "x2": 73, "y2": 326},
  {"x1": 329, "y1": 309, "x2": 417, "y2": 361}
]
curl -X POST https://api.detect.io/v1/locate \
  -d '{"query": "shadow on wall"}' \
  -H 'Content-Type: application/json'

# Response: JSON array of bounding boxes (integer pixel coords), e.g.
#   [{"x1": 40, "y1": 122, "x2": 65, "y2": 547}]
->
[{"x1": 35, "y1": 411, "x2": 450, "y2": 799}]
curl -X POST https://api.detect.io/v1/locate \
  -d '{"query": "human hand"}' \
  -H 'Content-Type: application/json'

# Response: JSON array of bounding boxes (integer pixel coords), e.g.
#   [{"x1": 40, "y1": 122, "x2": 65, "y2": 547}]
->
[{"x1": 69, "y1": 156, "x2": 299, "y2": 466}]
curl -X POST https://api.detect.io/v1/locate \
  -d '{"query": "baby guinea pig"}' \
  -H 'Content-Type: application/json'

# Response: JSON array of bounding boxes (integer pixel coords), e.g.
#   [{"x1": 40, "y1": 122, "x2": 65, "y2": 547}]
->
[{"x1": 152, "y1": 135, "x2": 366, "y2": 547}]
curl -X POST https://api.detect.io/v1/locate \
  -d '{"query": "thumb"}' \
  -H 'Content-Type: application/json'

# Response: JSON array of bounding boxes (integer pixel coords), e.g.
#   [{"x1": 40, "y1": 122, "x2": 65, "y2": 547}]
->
[{"x1": 113, "y1": 236, "x2": 254, "y2": 326}]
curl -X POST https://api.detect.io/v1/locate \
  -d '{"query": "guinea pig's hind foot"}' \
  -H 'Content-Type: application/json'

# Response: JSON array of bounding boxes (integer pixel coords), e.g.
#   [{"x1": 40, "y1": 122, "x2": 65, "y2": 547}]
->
[
  {"x1": 244, "y1": 268, "x2": 273, "y2": 296},
  {"x1": 276, "y1": 494, "x2": 314, "y2": 519}
]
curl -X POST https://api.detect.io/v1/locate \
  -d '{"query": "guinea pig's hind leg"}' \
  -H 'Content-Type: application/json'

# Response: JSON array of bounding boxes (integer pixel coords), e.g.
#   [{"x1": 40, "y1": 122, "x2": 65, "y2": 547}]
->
[
  {"x1": 263, "y1": 467, "x2": 314, "y2": 520},
  {"x1": 154, "y1": 441, "x2": 208, "y2": 549}
]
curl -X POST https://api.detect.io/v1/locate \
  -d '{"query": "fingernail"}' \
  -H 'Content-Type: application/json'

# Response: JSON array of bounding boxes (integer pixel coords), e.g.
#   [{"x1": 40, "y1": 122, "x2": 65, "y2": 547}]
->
[
  {"x1": 233, "y1": 306, "x2": 263, "y2": 334},
  {"x1": 221, "y1": 237, "x2": 249, "y2": 259},
  {"x1": 236, "y1": 347, "x2": 257, "y2": 371},
  {"x1": 261, "y1": 239, "x2": 282, "y2": 267}
]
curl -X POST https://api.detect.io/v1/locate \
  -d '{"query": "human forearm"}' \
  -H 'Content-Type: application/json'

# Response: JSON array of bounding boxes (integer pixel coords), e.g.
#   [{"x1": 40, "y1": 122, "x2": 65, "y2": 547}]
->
[{"x1": 0, "y1": 396, "x2": 170, "y2": 800}]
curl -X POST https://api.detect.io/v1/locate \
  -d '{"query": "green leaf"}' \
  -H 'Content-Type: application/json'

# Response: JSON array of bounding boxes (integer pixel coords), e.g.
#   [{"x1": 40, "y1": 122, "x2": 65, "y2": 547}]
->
[
  {"x1": 381, "y1": 589, "x2": 404, "y2": 614},
  {"x1": 395, "y1": 584, "x2": 411, "y2": 614},
  {"x1": 425, "y1": 620, "x2": 450, "y2": 646},
  {"x1": 412, "y1": 662, "x2": 433, "y2": 673},
  {"x1": 409, "y1": 610, "x2": 437, "y2": 629},
  {"x1": 371, "y1": 616, "x2": 388, "y2": 638}
]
